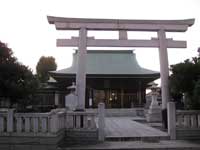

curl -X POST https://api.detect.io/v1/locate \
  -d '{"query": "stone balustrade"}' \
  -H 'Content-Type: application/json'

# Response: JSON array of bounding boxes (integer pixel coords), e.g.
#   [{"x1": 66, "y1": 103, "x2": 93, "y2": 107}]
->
[
  {"x1": 0, "y1": 108, "x2": 99, "y2": 136},
  {"x1": 167, "y1": 102, "x2": 200, "y2": 140},
  {"x1": 176, "y1": 110, "x2": 200, "y2": 129},
  {"x1": 0, "y1": 109, "x2": 64, "y2": 136},
  {"x1": 66, "y1": 111, "x2": 97, "y2": 130},
  {"x1": 0, "y1": 104, "x2": 105, "y2": 149},
  {"x1": 15, "y1": 112, "x2": 51, "y2": 134},
  {"x1": 175, "y1": 109, "x2": 200, "y2": 140}
]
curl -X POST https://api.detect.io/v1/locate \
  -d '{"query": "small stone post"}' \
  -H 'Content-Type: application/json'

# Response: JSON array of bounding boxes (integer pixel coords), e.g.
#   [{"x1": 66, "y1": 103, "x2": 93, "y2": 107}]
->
[
  {"x1": 50, "y1": 112, "x2": 58, "y2": 133},
  {"x1": 167, "y1": 102, "x2": 176, "y2": 140},
  {"x1": 98, "y1": 103, "x2": 105, "y2": 142},
  {"x1": 55, "y1": 91, "x2": 59, "y2": 106},
  {"x1": 7, "y1": 109, "x2": 15, "y2": 132}
]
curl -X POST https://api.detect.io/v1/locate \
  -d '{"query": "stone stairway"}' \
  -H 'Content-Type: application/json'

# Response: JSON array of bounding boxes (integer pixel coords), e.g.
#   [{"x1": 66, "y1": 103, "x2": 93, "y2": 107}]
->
[
  {"x1": 58, "y1": 117, "x2": 200, "y2": 150},
  {"x1": 59, "y1": 130, "x2": 99, "y2": 147},
  {"x1": 58, "y1": 140, "x2": 200, "y2": 150},
  {"x1": 105, "y1": 135, "x2": 169, "y2": 142}
]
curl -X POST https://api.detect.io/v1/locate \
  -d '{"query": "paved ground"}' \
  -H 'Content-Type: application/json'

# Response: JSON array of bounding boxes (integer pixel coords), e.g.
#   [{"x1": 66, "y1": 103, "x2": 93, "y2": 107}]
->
[
  {"x1": 104, "y1": 117, "x2": 168, "y2": 140},
  {"x1": 60, "y1": 140, "x2": 200, "y2": 150}
]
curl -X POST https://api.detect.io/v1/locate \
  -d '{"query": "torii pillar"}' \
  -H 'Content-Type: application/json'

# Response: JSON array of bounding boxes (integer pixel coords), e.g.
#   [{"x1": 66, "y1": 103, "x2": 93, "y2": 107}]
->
[
  {"x1": 158, "y1": 30, "x2": 170, "y2": 109},
  {"x1": 158, "y1": 29, "x2": 170, "y2": 128},
  {"x1": 76, "y1": 28, "x2": 87, "y2": 110}
]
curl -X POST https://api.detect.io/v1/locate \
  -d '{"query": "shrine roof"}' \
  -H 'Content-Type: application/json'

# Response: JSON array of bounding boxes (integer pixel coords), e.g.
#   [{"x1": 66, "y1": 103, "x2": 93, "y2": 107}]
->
[{"x1": 50, "y1": 50, "x2": 159, "y2": 77}]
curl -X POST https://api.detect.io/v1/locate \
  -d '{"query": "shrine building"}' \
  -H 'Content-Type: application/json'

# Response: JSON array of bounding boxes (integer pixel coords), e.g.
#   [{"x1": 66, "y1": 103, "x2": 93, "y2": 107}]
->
[{"x1": 49, "y1": 50, "x2": 159, "y2": 108}]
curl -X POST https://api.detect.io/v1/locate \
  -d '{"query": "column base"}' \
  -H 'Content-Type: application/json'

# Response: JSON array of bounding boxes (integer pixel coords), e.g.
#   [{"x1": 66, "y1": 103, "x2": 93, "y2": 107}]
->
[
  {"x1": 162, "y1": 108, "x2": 168, "y2": 129},
  {"x1": 146, "y1": 107, "x2": 162, "y2": 122}
]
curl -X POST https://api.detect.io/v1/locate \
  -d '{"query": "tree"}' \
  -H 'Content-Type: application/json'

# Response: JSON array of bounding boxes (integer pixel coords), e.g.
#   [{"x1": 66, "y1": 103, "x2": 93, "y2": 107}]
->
[
  {"x1": 0, "y1": 41, "x2": 38, "y2": 107},
  {"x1": 169, "y1": 56, "x2": 200, "y2": 109},
  {"x1": 36, "y1": 56, "x2": 57, "y2": 83},
  {"x1": 191, "y1": 79, "x2": 200, "y2": 109}
]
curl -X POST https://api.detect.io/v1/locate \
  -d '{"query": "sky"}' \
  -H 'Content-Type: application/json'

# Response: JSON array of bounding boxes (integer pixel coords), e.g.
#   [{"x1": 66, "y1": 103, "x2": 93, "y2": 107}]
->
[{"x1": 0, "y1": 0, "x2": 200, "y2": 76}]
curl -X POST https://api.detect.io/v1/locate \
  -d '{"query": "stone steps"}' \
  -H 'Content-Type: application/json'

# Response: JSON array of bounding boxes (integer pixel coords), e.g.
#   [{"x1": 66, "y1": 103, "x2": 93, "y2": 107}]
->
[
  {"x1": 105, "y1": 135, "x2": 169, "y2": 142},
  {"x1": 58, "y1": 140, "x2": 200, "y2": 150},
  {"x1": 59, "y1": 130, "x2": 98, "y2": 147},
  {"x1": 59, "y1": 137, "x2": 98, "y2": 147}
]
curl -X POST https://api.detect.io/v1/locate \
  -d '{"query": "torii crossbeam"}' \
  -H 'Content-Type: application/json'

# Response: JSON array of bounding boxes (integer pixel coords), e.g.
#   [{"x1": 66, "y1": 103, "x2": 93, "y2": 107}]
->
[{"x1": 47, "y1": 16, "x2": 194, "y2": 112}]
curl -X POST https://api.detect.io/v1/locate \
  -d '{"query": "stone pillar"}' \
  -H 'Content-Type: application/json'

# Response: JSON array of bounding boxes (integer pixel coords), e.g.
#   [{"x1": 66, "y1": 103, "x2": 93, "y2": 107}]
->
[
  {"x1": 157, "y1": 29, "x2": 170, "y2": 110},
  {"x1": 25, "y1": 117, "x2": 31, "y2": 132},
  {"x1": 0, "y1": 117, "x2": 4, "y2": 132},
  {"x1": 119, "y1": 30, "x2": 127, "y2": 40},
  {"x1": 33, "y1": 117, "x2": 39, "y2": 133},
  {"x1": 7, "y1": 109, "x2": 14, "y2": 132},
  {"x1": 50, "y1": 113, "x2": 58, "y2": 133},
  {"x1": 16, "y1": 117, "x2": 22, "y2": 132},
  {"x1": 158, "y1": 29, "x2": 170, "y2": 128},
  {"x1": 89, "y1": 88, "x2": 93, "y2": 108},
  {"x1": 98, "y1": 103, "x2": 105, "y2": 142},
  {"x1": 76, "y1": 27, "x2": 87, "y2": 110},
  {"x1": 41, "y1": 117, "x2": 48, "y2": 133},
  {"x1": 167, "y1": 102, "x2": 176, "y2": 140},
  {"x1": 120, "y1": 89, "x2": 124, "y2": 108},
  {"x1": 55, "y1": 91, "x2": 59, "y2": 106},
  {"x1": 138, "y1": 81, "x2": 142, "y2": 106}
]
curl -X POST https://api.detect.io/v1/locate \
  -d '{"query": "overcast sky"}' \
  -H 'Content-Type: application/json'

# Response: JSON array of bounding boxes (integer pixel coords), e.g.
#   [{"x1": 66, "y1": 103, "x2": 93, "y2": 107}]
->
[{"x1": 0, "y1": 0, "x2": 200, "y2": 75}]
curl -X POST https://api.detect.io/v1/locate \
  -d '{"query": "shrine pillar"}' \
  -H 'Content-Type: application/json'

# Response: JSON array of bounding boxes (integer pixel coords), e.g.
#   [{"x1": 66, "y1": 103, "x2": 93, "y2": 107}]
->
[
  {"x1": 158, "y1": 29, "x2": 170, "y2": 128},
  {"x1": 158, "y1": 29, "x2": 170, "y2": 110},
  {"x1": 76, "y1": 28, "x2": 87, "y2": 110}
]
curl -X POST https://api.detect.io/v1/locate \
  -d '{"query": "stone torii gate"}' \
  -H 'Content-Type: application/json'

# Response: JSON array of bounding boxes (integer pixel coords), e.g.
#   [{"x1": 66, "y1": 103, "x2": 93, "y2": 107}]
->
[{"x1": 47, "y1": 16, "x2": 194, "y2": 112}]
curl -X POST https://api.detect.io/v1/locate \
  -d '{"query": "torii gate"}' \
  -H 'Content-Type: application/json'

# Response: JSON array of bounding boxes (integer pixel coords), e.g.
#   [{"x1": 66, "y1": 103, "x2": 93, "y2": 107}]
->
[{"x1": 47, "y1": 16, "x2": 194, "y2": 112}]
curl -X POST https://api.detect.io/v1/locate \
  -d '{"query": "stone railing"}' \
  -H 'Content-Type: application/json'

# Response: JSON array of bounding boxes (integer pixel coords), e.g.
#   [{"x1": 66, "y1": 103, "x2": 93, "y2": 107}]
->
[
  {"x1": 168, "y1": 102, "x2": 200, "y2": 140},
  {"x1": 176, "y1": 110, "x2": 200, "y2": 140},
  {"x1": 65, "y1": 111, "x2": 97, "y2": 130},
  {"x1": 0, "y1": 108, "x2": 66, "y2": 136},
  {"x1": 176, "y1": 110, "x2": 200, "y2": 129},
  {"x1": 0, "y1": 107, "x2": 102, "y2": 135},
  {"x1": 0, "y1": 104, "x2": 105, "y2": 148}
]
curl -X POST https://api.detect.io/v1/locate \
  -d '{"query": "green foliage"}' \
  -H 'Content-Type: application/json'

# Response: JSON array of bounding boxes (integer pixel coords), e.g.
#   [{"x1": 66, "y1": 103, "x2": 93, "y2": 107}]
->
[
  {"x1": 191, "y1": 79, "x2": 200, "y2": 109},
  {"x1": 36, "y1": 56, "x2": 57, "y2": 83},
  {"x1": 0, "y1": 41, "x2": 39, "y2": 106},
  {"x1": 170, "y1": 56, "x2": 200, "y2": 109}
]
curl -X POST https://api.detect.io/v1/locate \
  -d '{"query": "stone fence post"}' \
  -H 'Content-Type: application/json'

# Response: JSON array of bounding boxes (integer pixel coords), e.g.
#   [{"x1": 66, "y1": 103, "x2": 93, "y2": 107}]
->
[
  {"x1": 167, "y1": 102, "x2": 176, "y2": 140},
  {"x1": 50, "y1": 112, "x2": 58, "y2": 133},
  {"x1": 7, "y1": 109, "x2": 15, "y2": 132},
  {"x1": 98, "y1": 103, "x2": 105, "y2": 142}
]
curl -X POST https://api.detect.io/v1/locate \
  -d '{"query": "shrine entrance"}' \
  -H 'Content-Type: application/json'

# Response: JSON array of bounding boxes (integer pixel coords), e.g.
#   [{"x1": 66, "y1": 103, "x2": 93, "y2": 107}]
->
[
  {"x1": 47, "y1": 16, "x2": 194, "y2": 121},
  {"x1": 91, "y1": 89, "x2": 138, "y2": 108}
]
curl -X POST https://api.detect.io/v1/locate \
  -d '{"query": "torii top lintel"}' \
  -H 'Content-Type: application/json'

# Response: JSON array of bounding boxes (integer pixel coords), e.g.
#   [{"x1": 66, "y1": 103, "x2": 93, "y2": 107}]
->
[{"x1": 47, "y1": 16, "x2": 194, "y2": 32}]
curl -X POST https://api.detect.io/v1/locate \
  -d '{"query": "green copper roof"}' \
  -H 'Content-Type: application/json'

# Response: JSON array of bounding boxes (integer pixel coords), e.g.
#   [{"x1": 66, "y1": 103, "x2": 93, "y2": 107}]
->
[{"x1": 51, "y1": 50, "x2": 159, "y2": 76}]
